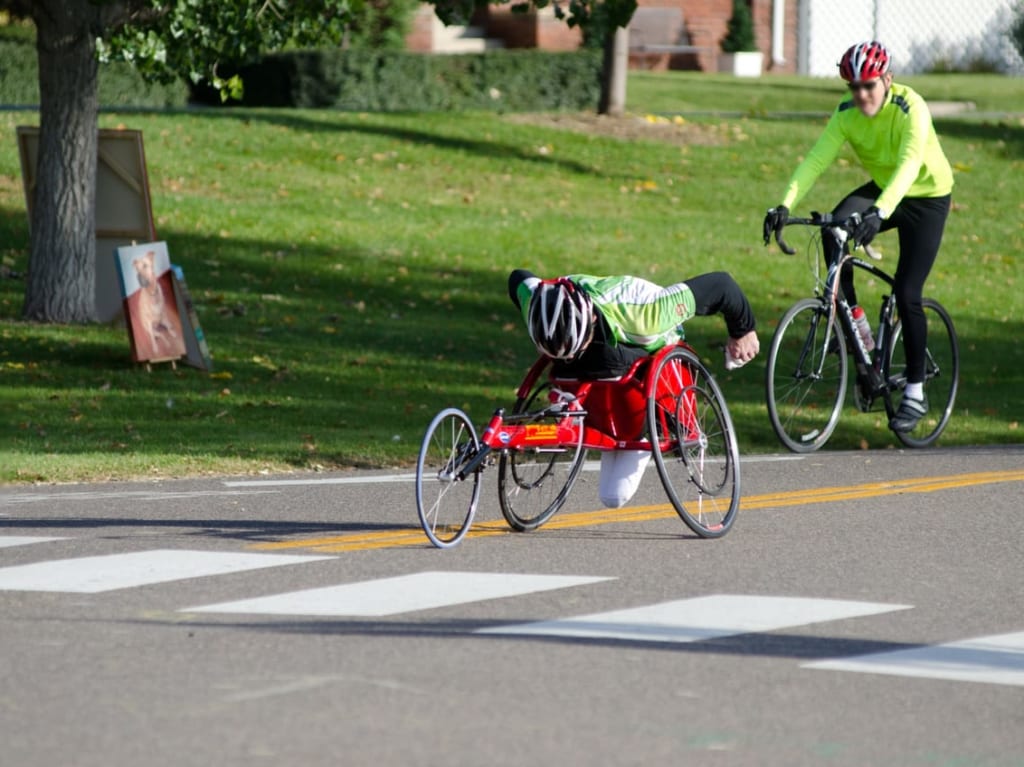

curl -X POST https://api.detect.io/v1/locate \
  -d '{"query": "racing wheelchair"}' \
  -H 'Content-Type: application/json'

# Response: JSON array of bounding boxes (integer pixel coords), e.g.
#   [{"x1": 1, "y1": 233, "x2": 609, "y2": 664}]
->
[{"x1": 415, "y1": 341, "x2": 741, "y2": 547}]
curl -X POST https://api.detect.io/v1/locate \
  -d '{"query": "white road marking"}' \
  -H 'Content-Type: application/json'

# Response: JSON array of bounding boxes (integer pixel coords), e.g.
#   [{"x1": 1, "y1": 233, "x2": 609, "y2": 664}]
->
[
  {"x1": 0, "y1": 549, "x2": 332, "y2": 593},
  {"x1": 221, "y1": 456, "x2": 805, "y2": 487},
  {"x1": 805, "y1": 631, "x2": 1024, "y2": 687},
  {"x1": 0, "y1": 536, "x2": 65, "y2": 548},
  {"x1": 477, "y1": 594, "x2": 911, "y2": 643},
  {"x1": 0, "y1": 489, "x2": 278, "y2": 505},
  {"x1": 184, "y1": 571, "x2": 613, "y2": 617},
  {"x1": 223, "y1": 475, "x2": 415, "y2": 487},
  {"x1": 219, "y1": 674, "x2": 429, "y2": 703}
]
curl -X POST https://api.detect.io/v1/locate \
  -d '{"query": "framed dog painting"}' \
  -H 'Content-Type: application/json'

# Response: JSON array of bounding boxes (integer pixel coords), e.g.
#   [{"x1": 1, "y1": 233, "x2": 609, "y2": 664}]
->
[{"x1": 115, "y1": 242, "x2": 187, "y2": 364}]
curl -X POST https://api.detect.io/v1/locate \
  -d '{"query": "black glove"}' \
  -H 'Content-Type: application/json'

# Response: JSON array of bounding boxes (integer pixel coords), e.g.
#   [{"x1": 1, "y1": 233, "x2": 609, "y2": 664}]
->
[
  {"x1": 851, "y1": 207, "x2": 883, "y2": 247},
  {"x1": 762, "y1": 205, "x2": 789, "y2": 246}
]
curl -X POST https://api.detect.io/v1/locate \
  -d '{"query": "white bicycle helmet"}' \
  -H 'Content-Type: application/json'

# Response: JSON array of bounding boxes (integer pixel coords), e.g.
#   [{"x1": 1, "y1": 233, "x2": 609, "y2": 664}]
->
[{"x1": 527, "y1": 278, "x2": 594, "y2": 360}]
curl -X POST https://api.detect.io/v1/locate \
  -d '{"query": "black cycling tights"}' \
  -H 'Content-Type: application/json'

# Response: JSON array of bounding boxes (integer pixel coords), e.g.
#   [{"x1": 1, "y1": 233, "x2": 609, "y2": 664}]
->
[{"x1": 822, "y1": 182, "x2": 951, "y2": 384}]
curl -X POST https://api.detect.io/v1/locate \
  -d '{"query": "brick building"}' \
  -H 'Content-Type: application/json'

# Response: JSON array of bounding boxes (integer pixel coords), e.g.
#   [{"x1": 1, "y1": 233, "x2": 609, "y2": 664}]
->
[{"x1": 406, "y1": 0, "x2": 801, "y2": 75}]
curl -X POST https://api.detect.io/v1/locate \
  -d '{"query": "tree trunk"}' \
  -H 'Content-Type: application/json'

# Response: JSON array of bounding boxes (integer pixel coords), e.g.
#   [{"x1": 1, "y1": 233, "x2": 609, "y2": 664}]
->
[
  {"x1": 22, "y1": 2, "x2": 101, "y2": 322},
  {"x1": 597, "y1": 27, "x2": 628, "y2": 117}
]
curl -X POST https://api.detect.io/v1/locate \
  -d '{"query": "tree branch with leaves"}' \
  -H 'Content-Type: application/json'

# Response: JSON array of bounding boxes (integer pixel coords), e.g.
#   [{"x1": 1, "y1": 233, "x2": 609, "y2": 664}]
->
[{"x1": 4, "y1": 0, "x2": 633, "y2": 323}]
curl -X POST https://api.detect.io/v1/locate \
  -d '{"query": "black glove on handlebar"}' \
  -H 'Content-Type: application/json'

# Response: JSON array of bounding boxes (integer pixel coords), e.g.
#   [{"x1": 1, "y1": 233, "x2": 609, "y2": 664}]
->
[
  {"x1": 762, "y1": 205, "x2": 789, "y2": 246},
  {"x1": 852, "y1": 207, "x2": 883, "y2": 247}
]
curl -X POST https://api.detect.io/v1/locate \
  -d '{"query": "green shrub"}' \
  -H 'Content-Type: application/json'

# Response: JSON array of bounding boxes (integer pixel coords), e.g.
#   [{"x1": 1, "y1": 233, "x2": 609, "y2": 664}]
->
[
  {"x1": 0, "y1": 23, "x2": 189, "y2": 108},
  {"x1": 190, "y1": 48, "x2": 603, "y2": 112},
  {"x1": 721, "y1": 0, "x2": 756, "y2": 53}
]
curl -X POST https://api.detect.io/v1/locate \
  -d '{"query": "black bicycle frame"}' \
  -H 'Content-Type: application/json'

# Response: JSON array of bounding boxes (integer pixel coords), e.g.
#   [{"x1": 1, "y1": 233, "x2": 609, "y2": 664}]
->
[{"x1": 821, "y1": 252, "x2": 904, "y2": 402}]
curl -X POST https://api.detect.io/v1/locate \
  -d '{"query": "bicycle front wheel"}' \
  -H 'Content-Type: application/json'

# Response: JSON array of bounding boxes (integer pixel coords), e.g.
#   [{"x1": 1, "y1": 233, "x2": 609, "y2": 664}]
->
[
  {"x1": 885, "y1": 298, "x2": 959, "y2": 448},
  {"x1": 766, "y1": 298, "x2": 848, "y2": 452},
  {"x1": 498, "y1": 381, "x2": 586, "y2": 532},
  {"x1": 416, "y1": 408, "x2": 482, "y2": 548},
  {"x1": 647, "y1": 346, "x2": 740, "y2": 538}
]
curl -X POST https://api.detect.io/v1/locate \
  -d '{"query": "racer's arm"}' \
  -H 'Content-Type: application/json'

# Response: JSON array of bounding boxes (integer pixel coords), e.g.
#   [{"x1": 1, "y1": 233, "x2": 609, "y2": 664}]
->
[
  {"x1": 508, "y1": 269, "x2": 541, "y2": 323},
  {"x1": 687, "y1": 271, "x2": 759, "y2": 366},
  {"x1": 686, "y1": 272, "x2": 756, "y2": 339},
  {"x1": 781, "y1": 108, "x2": 847, "y2": 210}
]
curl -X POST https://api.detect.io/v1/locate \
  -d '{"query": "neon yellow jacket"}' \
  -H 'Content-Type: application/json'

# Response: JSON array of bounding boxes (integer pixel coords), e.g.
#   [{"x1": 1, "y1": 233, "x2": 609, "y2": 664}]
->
[{"x1": 781, "y1": 82, "x2": 953, "y2": 215}]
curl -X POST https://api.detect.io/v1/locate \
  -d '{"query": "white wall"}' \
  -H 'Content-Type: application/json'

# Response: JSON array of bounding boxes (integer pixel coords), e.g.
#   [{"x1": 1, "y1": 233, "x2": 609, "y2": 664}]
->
[{"x1": 800, "y1": 0, "x2": 1024, "y2": 76}]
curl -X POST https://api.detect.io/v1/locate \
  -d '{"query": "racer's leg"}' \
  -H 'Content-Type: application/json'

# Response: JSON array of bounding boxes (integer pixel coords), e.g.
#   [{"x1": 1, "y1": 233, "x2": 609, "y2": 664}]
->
[
  {"x1": 888, "y1": 195, "x2": 951, "y2": 384},
  {"x1": 598, "y1": 450, "x2": 652, "y2": 508}
]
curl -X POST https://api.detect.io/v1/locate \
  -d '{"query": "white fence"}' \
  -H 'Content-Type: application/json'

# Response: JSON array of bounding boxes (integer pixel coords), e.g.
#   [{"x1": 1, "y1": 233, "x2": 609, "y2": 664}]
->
[{"x1": 799, "y1": 0, "x2": 1024, "y2": 76}]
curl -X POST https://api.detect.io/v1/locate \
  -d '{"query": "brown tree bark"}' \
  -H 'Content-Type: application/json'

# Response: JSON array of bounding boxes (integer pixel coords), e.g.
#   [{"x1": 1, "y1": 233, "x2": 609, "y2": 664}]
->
[{"x1": 22, "y1": 2, "x2": 102, "y2": 322}]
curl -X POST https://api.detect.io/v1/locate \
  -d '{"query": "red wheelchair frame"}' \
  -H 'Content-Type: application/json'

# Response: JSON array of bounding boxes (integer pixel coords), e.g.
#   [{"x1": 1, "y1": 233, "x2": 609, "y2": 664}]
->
[{"x1": 415, "y1": 340, "x2": 741, "y2": 548}]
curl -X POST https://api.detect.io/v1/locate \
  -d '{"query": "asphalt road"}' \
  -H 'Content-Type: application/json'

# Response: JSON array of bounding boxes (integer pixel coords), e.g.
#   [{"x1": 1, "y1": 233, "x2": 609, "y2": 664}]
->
[{"x1": 1, "y1": 445, "x2": 1022, "y2": 767}]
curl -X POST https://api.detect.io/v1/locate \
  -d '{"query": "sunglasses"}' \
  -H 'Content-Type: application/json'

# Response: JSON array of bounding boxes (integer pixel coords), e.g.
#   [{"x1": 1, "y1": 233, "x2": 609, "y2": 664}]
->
[{"x1": 848, "y1": 79, "x2": 881, "y2": 93}]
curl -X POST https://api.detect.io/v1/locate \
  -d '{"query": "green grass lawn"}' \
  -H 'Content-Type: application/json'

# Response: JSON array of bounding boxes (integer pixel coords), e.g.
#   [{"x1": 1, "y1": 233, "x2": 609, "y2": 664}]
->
[
  {"x1": 627, "y1": 70, "x2": 1024, "y2": 114},
  {"x1": 1, "y1": 71, "x2": 1021, "y2": 483}
]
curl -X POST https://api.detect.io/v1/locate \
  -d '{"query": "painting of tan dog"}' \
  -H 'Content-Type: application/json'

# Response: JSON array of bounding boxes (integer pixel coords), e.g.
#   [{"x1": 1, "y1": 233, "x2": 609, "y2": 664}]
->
[{"x1": 116, "y1": 242, "x2": 186, "y2": 363}]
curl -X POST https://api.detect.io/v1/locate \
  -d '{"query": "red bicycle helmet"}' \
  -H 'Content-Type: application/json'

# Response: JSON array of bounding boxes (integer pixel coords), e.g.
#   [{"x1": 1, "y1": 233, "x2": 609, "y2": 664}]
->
[{"x1": 838, "y1": 41, "x2": 891, "y2": 82}]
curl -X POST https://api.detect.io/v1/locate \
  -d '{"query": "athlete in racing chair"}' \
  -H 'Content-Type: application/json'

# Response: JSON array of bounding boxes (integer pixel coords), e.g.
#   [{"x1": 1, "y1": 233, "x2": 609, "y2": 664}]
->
[{"x1": 508, "y1": 269, "x2": 758, "y2": 509}]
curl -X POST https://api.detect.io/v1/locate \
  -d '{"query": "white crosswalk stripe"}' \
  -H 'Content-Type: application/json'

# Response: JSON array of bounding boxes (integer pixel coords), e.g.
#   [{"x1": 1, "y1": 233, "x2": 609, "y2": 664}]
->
[
  {"x1": 477, "y1": 594, "x2": 911, "y2": 643},
  {"x1": 183, "y1": 571, "x2": 613, "y2": 616},
  {"x1": 4, "y1": 542, "x2": 1024, "y2": 688},
  {"x1": 805, "y1": 631, "x2": 1024, "y2": 687},
  {"x1": 0, "y1": 535, "x2": 65, "y2": 548},
  {"x1": 0, "y1": 549, "x2": 332, "y2": 593}
]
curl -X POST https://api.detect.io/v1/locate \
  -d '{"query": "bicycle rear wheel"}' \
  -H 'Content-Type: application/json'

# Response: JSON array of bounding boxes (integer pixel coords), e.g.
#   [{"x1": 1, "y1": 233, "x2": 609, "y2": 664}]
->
[
  {"x1": 416, "y1": 408, "x2": 482, "y2": 548},
  {"x1": 766, "y1": 298, "x2": 848, "y2": 452},
  {"x1": 498, "y1": 381, "x2": 586, "y2": 532},
  {"x1": 647, "y1": 346, "x2": 740, "y2": 538},
  {"x1": 885, "y1": 298, "x2": 959, "y2": 448}
]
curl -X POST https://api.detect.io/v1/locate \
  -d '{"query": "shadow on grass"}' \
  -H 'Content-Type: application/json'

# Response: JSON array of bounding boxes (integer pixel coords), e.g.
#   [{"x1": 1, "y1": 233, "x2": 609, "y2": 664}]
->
[
  {"x1": 165, "y1": 106, "x2": 607, "y2": 177},
  {"x1": 934, "y1": 117, "x2": 1024, "y2": 157},
  {"x1": 0, "y1": 218, "x2": 534, "y2": 469},
  {"x1": 2, "y1": 201, "x2": 1021, "y2": 471}
]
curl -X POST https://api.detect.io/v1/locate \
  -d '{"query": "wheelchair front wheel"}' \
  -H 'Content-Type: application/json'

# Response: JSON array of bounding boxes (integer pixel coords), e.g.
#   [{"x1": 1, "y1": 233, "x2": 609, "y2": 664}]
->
[
  {"x1": 498, "y1": 381, "x2": 586, "y2": 532},
  {"x1": 647, "y1": 346, "x2": 740, "y2": 538},
  {"x1": 416, "y1": 407, "x2": 482, "y2": 548}
]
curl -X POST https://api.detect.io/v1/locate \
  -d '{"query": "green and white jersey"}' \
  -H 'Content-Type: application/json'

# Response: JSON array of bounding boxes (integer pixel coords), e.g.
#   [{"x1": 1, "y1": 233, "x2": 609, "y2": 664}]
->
[
  {"x1": 516, "y1": 274, "x2": 696, "y2": 353},
  {"x1": 782, "y1": 82, "x2": 954, "y2": 215}
]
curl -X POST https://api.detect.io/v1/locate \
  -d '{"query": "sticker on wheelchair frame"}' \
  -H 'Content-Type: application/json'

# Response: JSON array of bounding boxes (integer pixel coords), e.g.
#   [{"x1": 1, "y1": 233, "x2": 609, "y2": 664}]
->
[{"x1": 524, "y1": 424, "x2": 559, "y2": 442}]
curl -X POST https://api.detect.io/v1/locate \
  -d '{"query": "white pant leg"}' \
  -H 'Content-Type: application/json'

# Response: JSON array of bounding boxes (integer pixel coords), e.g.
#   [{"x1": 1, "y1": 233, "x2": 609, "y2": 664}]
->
[{"x1": 598, "y1": 450, "x2": 652, "y2": 508}]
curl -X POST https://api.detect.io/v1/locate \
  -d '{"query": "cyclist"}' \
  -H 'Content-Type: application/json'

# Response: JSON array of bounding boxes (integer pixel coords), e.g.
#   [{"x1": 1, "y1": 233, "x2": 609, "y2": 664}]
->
[
  {"x1": 762, "y1": 40, "x2": 954, "y2": 433},
  {"x1": 508, "y1": 269, "x2": 758, "y2": 509}
]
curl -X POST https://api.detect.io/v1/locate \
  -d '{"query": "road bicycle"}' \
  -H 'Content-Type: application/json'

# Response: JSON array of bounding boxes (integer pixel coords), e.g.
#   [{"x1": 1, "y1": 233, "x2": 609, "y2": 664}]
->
[
  {"x1": 765, "y1": 212, "x2": 959, "y2": 452},
  {"x1": 415, "y1": 341, "x2": 741, "y2": 548}
]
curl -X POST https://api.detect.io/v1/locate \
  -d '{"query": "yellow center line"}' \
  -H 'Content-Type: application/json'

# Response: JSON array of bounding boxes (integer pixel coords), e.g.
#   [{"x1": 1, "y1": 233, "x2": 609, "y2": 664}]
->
[{"x1": 249, "y1": 468, "x2": 1024, "y2": 553}]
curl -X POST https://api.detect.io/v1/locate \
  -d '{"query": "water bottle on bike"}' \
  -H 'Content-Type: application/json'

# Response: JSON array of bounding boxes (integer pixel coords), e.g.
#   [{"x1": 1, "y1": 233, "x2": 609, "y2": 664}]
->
[{"x1": 851, "y1": 305, "x2": 874, "y2": 352}]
